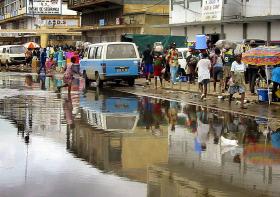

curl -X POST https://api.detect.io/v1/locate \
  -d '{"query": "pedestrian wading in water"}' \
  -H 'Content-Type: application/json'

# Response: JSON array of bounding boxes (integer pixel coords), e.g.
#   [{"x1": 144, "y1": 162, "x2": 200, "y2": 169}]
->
[{"x1": 56, "y1": 57, "x2": 78, "y2": 95}]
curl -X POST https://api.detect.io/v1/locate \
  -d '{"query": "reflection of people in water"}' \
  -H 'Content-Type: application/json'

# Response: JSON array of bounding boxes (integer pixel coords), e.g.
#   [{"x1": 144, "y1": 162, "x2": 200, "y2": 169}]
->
[
  {"x1": 63, "y1": 96, "x2": 74, "y2": 126},
  {"x1": 63, "y1": 96, "x2": 75, "y2": 149},
  {"x1": 196, "y1": 107, "x2": 209, "y2": 151},
  {"x1": 211, "y1": 113, "x2": 224, "y2": 144},
  {"x1": 168, "y1": 101, "x2": 178, "y2": 131},
  {"x1": 271, "y1": 128, "x2": 280, "y2": 149},
  {"x1": 183, "y1": 104, "x2": 197, "y2": 133},
  {"x1": 25, "y1": 75, "x2": 33, "y2": 87},
  {"x1": 267, "y1": 121, "x2": 280, "y2": 149},
  {"x1": 143, "y1": 97, "x2": 154, "y2": 130},
  {"x1": 151, "y1": 99, "x2": 163, "y2": 136},
  {"x1": 243, "y1": 119, "x2": 260, "y2": 145}
]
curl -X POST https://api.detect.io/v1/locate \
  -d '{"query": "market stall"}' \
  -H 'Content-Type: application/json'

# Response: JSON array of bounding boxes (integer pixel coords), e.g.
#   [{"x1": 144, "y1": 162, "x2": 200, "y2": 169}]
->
[{"x1": 242, "y1": 46, "x2": 280, "y2": 104}]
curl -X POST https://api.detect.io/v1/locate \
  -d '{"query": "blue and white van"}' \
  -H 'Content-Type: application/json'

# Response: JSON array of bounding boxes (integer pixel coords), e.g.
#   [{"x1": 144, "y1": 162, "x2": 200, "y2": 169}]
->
[{"x1": 80, "y1": 42, "x2": 141, "y2": 87}]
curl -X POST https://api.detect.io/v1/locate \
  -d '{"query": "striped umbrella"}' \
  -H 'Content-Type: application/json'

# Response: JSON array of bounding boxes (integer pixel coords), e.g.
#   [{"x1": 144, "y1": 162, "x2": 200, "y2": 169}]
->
[
  {"x1": 242, "y1": 46, "x2": 280, "y2": 66},
  {"x1": 242, "y1": 46, "x2": 280, "y2": 104},
  {"x1": 23, "y1": 42, "x2": 40, "y2": 49},
  {"x1": 243, "y1": 144, "x2": 280, "y2": 166}
]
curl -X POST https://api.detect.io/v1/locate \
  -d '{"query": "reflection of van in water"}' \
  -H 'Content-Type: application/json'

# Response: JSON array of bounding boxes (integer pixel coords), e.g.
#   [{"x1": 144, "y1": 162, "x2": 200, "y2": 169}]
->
[
  {"x1": 80, "y1": 91, "x2": 139, "y2": 131},
  {"x1": 0, "y1": 45, "x2": 26, "y2": 66}
]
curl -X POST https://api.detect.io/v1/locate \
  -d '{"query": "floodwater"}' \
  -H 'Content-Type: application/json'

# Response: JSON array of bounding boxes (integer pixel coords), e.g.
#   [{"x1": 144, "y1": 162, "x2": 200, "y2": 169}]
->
[{"x1": 0, "y1": 73, "x2": 280, "y2": 197}]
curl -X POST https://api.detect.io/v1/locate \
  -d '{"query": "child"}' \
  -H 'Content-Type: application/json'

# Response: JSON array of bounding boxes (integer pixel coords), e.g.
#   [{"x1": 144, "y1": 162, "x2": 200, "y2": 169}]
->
[{"x1": 153, "y1": 52, "x2": 164, "y2": 89}]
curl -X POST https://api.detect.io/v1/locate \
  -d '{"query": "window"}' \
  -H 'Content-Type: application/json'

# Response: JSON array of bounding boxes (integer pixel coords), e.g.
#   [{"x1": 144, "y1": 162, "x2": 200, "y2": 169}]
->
[
  {"x1": 89, "y1": 47, "x2": 96, "y2": 59},
  {"x1": 10, "y1": 46, "x2": 25, "y2": 54},
  {"x1": 106, "y1": 44, "x2": 137, "y2": 59},
  {"x1": 3, "y1": 48, "x2": 6, "y2": 53},
  {"x1": 178, "y1": 52, "x2": 183, "y2": 59},
  {"x1": 95, "y1": 46, "x2": 103, "y2": 59}
]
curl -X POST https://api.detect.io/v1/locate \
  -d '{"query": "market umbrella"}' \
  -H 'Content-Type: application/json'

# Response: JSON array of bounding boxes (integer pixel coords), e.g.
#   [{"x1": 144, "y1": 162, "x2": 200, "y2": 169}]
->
[
  {"x1": 215, "y1": 40, "x2": 237, "y2": 49},
  {"x1": 242, "y1": 46, "x2": 280, "y2": 66},
  {"x1": 242, "y1": 46, "x2": 280, "y2": 104},
  {"x1": 243, "y1": 144, "x2": 280, "y2": 166},
  {"x1": 24, "y1": 42, "x2": 40, "y2": 49}
]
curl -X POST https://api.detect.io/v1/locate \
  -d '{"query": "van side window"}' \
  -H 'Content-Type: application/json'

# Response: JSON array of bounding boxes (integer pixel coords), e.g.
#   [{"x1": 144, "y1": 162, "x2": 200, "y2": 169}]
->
[
  {"x1": 106, "y1": 44, "x2": 137, "y2": 59},
  {"x1": 95, "y1": 47, "x2": 103, "y2": 59},
  {"x1": 3, "y1": 48, "x2": 6, "y2": 53},
  {"x1": 89, "y1": 47, "x2": 96, "y2": 59}
]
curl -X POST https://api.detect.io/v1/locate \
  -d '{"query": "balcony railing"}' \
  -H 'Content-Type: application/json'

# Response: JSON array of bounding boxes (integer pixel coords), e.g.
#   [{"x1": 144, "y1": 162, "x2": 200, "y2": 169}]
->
[{"x1": 68, "y1": 0, "x2": 123, "y2": 10}]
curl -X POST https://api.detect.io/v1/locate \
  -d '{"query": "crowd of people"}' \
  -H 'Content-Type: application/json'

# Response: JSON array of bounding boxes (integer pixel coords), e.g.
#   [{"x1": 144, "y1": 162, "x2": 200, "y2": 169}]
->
[
  {"x1": 25, "y1": 46, "x2": 84, "y2": 94},
  {"x1": 141, "y1": 40, "x2": 280, "y2": 108}
]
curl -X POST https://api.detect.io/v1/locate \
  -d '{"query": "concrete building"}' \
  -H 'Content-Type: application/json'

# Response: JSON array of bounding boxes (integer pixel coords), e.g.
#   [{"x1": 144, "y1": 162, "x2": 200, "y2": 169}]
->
[
  {"x1": 68, "y1": 0, "x2": 169, "y2": 43},
  {"x1": 0, "y1": 0, "x2": 81, "y2": 47},
  {"x1": 169, "y1": 0, "x2": 280, "y2": 43}
]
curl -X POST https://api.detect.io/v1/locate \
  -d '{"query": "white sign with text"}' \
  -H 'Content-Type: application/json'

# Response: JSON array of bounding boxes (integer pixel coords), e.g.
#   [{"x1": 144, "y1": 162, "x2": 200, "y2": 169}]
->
[
  {"x1": 201, "y1": 0, "x2": 223, "y2": 21},
  {"x1": 27, "y1": 0, "x2": 62, "y2": 15}
]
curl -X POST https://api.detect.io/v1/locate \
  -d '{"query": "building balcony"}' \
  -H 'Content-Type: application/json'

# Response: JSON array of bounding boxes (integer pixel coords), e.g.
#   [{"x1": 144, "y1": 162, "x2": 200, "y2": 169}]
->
[{"x1": 68, "y1": 0, "x2": 123, "y2": 11}]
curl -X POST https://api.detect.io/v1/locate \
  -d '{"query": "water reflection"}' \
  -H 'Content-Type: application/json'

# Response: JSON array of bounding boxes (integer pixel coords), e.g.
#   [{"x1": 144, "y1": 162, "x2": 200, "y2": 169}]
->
[
  {"x1": 0, "y1": 73, "x2": 280, "y2": 196},
  {"x1": 150, "y1": 104, "x2": 280, "y2": 197},
  {"x1": 72, "y1": 91, "x2": 169, "y2": 182}
]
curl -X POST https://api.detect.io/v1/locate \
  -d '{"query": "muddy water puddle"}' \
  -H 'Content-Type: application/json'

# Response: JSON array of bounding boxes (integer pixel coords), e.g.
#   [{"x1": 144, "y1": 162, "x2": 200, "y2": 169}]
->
[{"x1": 0, "y1": 73, "x2": 280, "y2": 197}]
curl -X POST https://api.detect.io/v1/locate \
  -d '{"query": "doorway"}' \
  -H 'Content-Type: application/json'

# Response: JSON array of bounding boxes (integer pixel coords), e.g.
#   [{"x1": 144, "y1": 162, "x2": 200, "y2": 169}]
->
[{"x1": 208, "y1": 34, "x2": 220, "y2": 44}]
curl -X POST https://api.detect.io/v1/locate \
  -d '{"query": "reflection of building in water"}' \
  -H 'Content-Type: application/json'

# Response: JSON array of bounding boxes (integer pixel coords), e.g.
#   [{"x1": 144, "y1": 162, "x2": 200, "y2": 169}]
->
[
  {"x1": 0, "y1": 74, "x2": 26, "y2": 88},
  {"x1": 159, "y1": 127, "x2": 280, "y2": 197},
  {"x1": 0, "y1": 91, "x2": 79, "y2": 143},
  {"x1": 70, "y1": 108, "x2": 169, "y2": 182},
  {"x1": 147, "y1": 164, "x2": 257, "y2": 197},
  {"x1": 0, "y1": 96, "x2": 31, "y2": 132}
]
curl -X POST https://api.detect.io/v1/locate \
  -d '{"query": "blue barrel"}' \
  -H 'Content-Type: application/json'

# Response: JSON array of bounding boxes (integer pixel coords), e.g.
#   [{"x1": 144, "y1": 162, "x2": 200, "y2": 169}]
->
[
  {"x1": 257, "y1": 89, "x2": 269, "y2": 102},
  {"x1": 195, "y1": 34, "x2": 207, "y2": 50},
  {"x1": 180, "y1": 76, "x2": 187, "y2": 82}
]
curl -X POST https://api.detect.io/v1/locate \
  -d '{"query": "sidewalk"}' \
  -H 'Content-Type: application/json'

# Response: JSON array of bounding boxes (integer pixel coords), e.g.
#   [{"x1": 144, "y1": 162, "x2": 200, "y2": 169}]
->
[
  {"x1": 135, "y1": 78, "x2": 277, "y2": 104},
  {"x1": 116, "y1": 78, "x2": 280, "y2": 121}
]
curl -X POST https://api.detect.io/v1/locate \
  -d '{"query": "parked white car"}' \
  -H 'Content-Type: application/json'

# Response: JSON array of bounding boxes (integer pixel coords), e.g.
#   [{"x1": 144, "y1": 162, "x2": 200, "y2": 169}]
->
[
  {"x1": 177, "y1": 48, "x2": 190, "y2": 69},
  {"x1": 0, "y1": 45, "x2": 26, "y2": 66}
]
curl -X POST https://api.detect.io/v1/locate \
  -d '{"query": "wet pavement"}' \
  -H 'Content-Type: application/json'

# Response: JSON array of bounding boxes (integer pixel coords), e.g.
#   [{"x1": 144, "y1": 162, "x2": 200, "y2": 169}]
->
[{"x1": 0, "y1": 73, "x2": 280, "y2": 197}]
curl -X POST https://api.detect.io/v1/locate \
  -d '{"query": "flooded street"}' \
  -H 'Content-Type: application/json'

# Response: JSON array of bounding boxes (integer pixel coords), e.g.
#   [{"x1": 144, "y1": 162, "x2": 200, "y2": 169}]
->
[{"x1": 0, "y1": 73, "x2": 280, "y2": 197}]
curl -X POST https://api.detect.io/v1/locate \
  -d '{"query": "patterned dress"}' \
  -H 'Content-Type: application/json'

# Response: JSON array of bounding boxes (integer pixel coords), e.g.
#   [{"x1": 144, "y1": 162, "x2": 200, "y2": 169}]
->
[
  {"x1": 63, "y1": 63, "x2": 74, "y2": 85},
  {"x1": 166, "y1": 49, "x2": 179, "y2": 67},
  {"x1": 153, "y1": 55, "x2": 164, "y2": 77}
]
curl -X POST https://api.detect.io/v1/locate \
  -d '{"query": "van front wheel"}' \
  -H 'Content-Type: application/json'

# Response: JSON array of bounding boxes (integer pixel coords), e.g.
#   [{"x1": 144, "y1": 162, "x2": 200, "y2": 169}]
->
[
  {"x1": 128, "y1": 78, "x2": 135, "y2": 87},
  {"x1": 95, "y1": 73, "x2": 103, "y2": 87}
]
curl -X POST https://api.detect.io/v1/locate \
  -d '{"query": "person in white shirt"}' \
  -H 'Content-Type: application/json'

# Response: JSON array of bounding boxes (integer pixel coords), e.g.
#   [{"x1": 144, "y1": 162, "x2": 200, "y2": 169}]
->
[
  {"x1": 228, "y1": 54, "x2": 247, "y2": 109},
  {"x1": 197, "y1": 53, "x2": 211, "y2": 99}
]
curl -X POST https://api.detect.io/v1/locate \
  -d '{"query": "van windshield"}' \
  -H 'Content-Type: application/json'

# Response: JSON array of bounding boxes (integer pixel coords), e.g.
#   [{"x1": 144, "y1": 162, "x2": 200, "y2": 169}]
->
[
  {"x1": 106, "y1": 44, "x2": 137, "y2": 59},
  {"x1": 10, "y1": 46, "x2": 25, "y2": 54}
]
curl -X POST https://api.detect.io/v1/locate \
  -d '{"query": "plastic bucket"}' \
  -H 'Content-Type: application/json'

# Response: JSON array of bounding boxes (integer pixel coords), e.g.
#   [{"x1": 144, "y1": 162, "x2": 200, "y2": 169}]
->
[
  {"x1": 180, "y1": 76, "x2": 187, "y2": 82},
  {"x1": 257, "y1": 89, "x2": 269, "y2": 102},
  {"x1": 195, "y1": 35, "x2": 207, "y2": 50}
]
